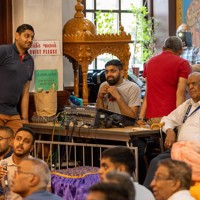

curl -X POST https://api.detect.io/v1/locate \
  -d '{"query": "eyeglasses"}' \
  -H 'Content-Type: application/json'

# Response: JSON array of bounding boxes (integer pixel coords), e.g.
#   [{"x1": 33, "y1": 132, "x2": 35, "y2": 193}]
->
[
  {"x1": 0, "y1": 137, "x2": 10, "y2": 141},
  {"x1": 153, "y1": 175, "x2": 174, "y2": 182},
  {"x1": 14, "y1": 170, "x2": 35, "y2": 176}
]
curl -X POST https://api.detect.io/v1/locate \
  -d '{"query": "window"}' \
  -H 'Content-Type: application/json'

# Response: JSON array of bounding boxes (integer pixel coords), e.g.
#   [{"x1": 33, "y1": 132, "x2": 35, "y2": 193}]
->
[{"x1": 84, "y1": 0, "x2": 146, "y2": 71}]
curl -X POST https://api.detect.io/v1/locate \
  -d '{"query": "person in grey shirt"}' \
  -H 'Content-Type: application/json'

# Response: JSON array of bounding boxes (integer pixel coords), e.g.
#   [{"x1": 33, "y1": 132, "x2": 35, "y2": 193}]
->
[{"x1": 96, "y1": 59, "x2": 141, "y2": 118}]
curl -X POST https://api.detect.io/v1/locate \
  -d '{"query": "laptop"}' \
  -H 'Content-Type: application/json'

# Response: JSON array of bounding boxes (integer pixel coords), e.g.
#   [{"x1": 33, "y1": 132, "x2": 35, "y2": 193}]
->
[{"x1": 94, "y1": 108, "x2": 135, "y2": 128}]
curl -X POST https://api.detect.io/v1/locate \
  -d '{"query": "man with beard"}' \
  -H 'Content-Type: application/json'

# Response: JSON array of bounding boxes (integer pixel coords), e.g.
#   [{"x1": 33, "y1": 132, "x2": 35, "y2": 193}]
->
[
  {"x1": 0, "y1": 126, "x2": 36, "y2": 200},
  {"x1": 96, "y1": 60, "x2": 145, "y2": 183},
  {"x1": 96, "y1": 59, "x2": 141, "y2": 118},
  {"x1": 0, "y1": 24, "x2": 35, "y2": 133}
]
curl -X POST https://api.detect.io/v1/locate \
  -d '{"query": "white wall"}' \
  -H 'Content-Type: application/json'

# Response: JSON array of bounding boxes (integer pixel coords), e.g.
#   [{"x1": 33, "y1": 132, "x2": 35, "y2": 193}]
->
[
  {"x1": 12, "y1": 0, "x2": 85, "y2": 90},
  {"x1": 12, "y1": 0, "x2": 24, "y2": 31},
  {"x1": 62, "y1": 0, "x2": 76, "y2": 87},
  {"x1": 153, "y1": 0, "x2": 169, "y2": 52},
  {"x1": 12, "y1": 0, "x2": 67, "y2": 91}
]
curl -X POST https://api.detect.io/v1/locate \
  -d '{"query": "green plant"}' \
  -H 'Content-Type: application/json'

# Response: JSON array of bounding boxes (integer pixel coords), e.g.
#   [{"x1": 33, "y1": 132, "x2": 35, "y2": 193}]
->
[
  {"x1": 94, "y1": 10, "x2": 118, "y2": 62},
  {"x1": 95, "y1": 10, "x2": 117, "y2": 34},
  {"x1": 130, "y1": 5, "x2": 156, "y2": 65},
  {"x1": 94, "y1": 6, "x2": 157, "y2": 67}
]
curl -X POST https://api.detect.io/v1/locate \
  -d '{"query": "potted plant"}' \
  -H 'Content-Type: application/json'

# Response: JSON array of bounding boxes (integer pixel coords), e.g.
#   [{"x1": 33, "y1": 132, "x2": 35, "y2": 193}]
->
[{"x1": 130, "y1": 4, "x2": 157, "y2": 70}]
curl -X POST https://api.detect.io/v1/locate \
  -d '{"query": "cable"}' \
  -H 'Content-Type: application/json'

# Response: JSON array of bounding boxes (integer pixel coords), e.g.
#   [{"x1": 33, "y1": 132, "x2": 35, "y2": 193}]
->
[
  {"x1": 46, "y1": 111, "x2": 66, "y2": 166},
  {"x1": 69, "y1": 117, "x2": 77, "y2": 142},
  {"x1": 59, "y1": 115, "x2": 72, "y2": 167}
]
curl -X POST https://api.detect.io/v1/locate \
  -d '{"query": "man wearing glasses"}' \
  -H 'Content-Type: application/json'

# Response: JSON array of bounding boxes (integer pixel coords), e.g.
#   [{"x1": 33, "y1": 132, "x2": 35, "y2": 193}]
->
[
  {"x1": 0, "y1": 126, "x2": 35, "y2": 200},
  {"x1": 151, "y1": 159, "x2": 194, "y2": 200},
  {"x1": 11, "y1": 158, "x2": 61, "y2": 200},
  {"x1": 0, "y1": 126, "x2": 13, "y2": 161},
  {"x1": 0, "y1": 126, "x2": 14, "y2": 199}
]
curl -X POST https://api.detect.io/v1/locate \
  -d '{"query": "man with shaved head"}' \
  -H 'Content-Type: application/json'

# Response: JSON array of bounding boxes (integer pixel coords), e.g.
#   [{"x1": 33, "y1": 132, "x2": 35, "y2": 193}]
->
[{"x1": 144, "y1": 72, "x2": 200, "y2": 188}]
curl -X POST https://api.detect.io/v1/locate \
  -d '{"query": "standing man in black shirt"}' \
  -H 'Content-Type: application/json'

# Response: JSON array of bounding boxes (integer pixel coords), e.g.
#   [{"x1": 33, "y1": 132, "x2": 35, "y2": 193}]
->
[{"x1": 0, "y1": 24, "x2": 35, "y2": 133}]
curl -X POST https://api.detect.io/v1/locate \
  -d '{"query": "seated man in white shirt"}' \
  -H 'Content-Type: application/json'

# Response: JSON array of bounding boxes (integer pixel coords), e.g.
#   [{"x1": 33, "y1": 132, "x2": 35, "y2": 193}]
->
[
  {"x1": 143, "y1": 72, "x2": 200, "y2": 189},
  {"x1": 151, "y1": 159, "x2": 194, "y2": 200}
]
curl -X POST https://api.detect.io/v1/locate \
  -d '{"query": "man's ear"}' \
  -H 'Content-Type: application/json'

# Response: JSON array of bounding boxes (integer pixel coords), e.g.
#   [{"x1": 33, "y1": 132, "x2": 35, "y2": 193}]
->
[
  {"x1": 10, "y1": 138, "x2": 14, "y2": 147},
  {"x1": 29, "y1": 175, "x2": 40, "y2": 187},
  {"x1": 179, "y1": 49, "x2": 183, "y2": 55},
  {"x1": 120, "y1": 69, "x2": 124, "y2": 78},
  {"x1": 15, "y1": 32, "x2": 19, "y2": 41},
  {"x1": 117, "y1": 164, "x2": 126, "y2": 172},
  {"x1": 171, "y1": 179, "x2": 181, "y2": 193}
]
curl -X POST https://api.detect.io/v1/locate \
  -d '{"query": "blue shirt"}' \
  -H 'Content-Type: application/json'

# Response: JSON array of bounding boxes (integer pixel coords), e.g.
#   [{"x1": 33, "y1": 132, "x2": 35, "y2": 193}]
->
[
  {"x1": 0, "y1": 43, "x2": 34, "y2": 115},
  {"x1": 24, "y1": 190, "x2": 62, "y2": 200},
  {"x1": 181, "y1": 46, "x2": 200, "y2": 65}
]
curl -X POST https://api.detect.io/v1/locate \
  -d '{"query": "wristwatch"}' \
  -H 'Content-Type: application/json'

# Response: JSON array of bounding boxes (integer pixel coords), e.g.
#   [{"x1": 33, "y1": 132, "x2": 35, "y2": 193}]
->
[
  {"x1": 137, "y1": 117, "x2": 146, "y2": 121},
  {"x1": 21, "y1": 117, "x2": 28, "y2": 120}
]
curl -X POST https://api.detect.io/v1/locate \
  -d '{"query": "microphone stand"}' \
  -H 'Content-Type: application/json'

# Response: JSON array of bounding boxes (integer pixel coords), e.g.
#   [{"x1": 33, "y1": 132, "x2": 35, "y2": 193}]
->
[
  {"x1": 4, "y1": 184, "x2": 8, "y2": 200},
  {"x1": 2, "y1": 173, "x2": 8, "y2": 200}
]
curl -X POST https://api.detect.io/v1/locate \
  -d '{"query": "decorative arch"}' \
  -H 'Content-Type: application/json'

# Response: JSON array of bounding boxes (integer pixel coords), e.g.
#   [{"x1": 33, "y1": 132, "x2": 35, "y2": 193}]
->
[{"x1": 63, "y1": 1, "x2": 131, "y2": 105}]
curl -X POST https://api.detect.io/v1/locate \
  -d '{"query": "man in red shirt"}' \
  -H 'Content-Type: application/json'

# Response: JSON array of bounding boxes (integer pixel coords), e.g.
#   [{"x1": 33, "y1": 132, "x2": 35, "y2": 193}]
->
[{"x1": 138, "y1": 36, "x2": 191, "y2": 124}]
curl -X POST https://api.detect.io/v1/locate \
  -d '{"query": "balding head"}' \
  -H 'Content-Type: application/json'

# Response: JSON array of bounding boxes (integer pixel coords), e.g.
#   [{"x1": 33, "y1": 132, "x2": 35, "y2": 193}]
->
[
  {"x1": 188, "y1": 72, "x2": 200, "y2": 79},
  {"x1": 22, "y1": 158, "x2": 50, "y2": 187},
  {"x1": 163, "y1": 36, "x2": 183, "y2": 55},
  {"x1": 187, "y1": 72, "x2": 200, "y2": 102},
  {"x1": 11, "y1": 158, "x2": 50, "y2": 197}
]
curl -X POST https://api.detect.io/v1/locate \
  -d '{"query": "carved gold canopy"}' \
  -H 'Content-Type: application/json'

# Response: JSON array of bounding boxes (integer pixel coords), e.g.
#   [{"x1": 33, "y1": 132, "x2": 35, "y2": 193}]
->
[{"x1": 63, "y1": 0, "x2": 131, "y2": 105}]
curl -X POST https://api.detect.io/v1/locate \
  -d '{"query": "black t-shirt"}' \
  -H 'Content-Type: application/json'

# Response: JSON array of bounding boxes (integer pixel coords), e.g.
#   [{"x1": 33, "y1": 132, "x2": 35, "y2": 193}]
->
[{"x1": 0, "y1": 43, "x2": 34, "y2": 115}]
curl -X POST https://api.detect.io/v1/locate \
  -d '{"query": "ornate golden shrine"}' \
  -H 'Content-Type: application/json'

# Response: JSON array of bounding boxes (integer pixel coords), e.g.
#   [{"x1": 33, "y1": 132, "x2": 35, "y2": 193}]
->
[{"x1": 63, "y1": 0, "x2": 131, "y2": 105}]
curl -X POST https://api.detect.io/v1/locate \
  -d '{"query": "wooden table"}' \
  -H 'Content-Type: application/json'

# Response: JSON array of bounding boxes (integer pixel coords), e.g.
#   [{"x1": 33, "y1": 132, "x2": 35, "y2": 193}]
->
[
  {"x1": 24, "y1": 123, "x2": 162, "y2": 181},
  {"x1": 24, "y1": 122, "x2": 161, "y2": 146}
]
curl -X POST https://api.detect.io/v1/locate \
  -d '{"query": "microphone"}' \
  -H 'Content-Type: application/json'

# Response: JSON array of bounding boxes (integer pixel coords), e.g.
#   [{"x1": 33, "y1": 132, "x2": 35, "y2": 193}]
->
[
  {"x1": 107, "y1": 93, "x2": 116, "y2": 101},
  {"x1": 1, "y1": 161, "x2": 8, "y2": 187},
  {"x1": 107, "y1": 93, "x2": 112, "y2": 98}
]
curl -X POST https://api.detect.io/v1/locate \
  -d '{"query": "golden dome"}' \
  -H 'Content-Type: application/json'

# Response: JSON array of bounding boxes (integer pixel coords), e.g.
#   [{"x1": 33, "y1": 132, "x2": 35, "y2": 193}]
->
[{"x1": 63, "y1": 0, "x2": 96, "y2": 35}]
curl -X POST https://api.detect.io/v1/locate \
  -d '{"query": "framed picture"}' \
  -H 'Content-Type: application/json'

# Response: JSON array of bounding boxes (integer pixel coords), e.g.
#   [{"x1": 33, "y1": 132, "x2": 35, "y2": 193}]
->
[
  {"x1": 176, "y1": 0, "x2": 192, "y2": 27},
  {"x1": 176, "y1": 0, "x2": 200, "y2": 46}
]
